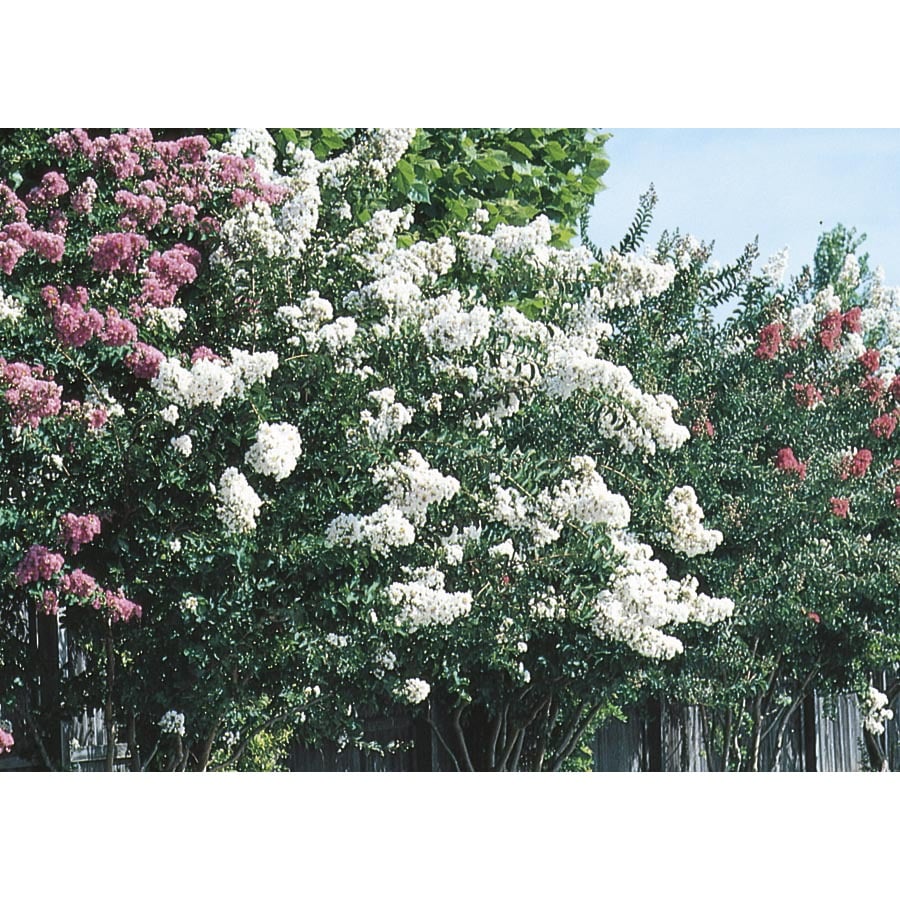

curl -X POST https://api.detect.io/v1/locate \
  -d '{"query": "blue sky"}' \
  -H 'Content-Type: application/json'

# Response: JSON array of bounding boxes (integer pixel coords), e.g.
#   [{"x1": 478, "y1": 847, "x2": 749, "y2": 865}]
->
[{"x1": 588, "y1": 129, "x2": 900, "y2": 285}]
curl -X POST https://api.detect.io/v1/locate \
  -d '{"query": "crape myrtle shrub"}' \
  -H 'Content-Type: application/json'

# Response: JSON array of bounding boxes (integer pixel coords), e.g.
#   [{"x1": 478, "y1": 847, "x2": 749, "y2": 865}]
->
[
  {"x1": 609, "y1": 198, "x2": 900, "y2": 770},
  {"x1": 0, "y1": 128, "x2": 734, "y2": 771}
]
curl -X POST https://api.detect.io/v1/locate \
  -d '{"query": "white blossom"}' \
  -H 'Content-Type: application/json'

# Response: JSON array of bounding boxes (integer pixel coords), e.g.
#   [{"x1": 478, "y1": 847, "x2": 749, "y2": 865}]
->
[{"x1": 215, "y1": 467, "x2": 263, "y2": 534}]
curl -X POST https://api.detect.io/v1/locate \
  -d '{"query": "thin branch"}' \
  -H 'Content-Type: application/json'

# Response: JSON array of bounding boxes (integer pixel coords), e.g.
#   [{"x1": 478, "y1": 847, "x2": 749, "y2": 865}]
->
[
  {"x1": 452, "y1": 705, "x2": 475, "y2": 772},
  {"x1": 426, "y1": 716, "x2": 460, "y2": 772}
]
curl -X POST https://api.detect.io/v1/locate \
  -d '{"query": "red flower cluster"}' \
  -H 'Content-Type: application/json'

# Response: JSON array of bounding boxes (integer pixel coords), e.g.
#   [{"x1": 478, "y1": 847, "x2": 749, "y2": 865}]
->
[
  {"x1": 755, "y1": 322, "x2": 784, "y2": 360},
  {"x1": 775, "y1": 447, "x2": 807, "y2": 480},
  {"x1": 818, "y1": 310, "x2": 843, "y2": 351},
  {"x1": 870, "y1": 412, "x2": 898, "y2": 440},
  {"x1": 842, "y1": 306, "x2": 862, "y2": 333},
  {"x1": 859, "y1": 348, "x2": 881, "y2": 374},
  {"x1": 840, "y1": 448, "x2": 873, "y2": 480},
  {"x1": 793, "y1": 382, "x2": 823, "y2": 409},
  {"x1": 860, "y1": 375, "x2": 886, "y2": 405}
]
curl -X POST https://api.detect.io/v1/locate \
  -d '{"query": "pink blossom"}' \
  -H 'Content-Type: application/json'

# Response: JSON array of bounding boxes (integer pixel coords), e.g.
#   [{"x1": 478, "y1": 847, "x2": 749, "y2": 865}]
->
[
  {"x1": 124, "y1": 342, "x2": 164, "y2": 380},
  {"x1": 830, "y1": 497, "x2": 850, "y2": 518},
  {"x1": 86, "y1": 406, "x2": 109, "y2": 430},
  {"x1": 52, "y1": 302, "x2": 104, "y2": 348},
  {"x1": 59, "y1": 513, "x2": 102, "y2": 555},
  {"x1": 0, "y1": 727, "x2": 13, "y2": 754},
  {"x1": 70, "y1": 177, "x2": 98, "y2": 215},
  {"x1": 1, "y1": 359, "x2": 62, "y2": 427},
  {"x1": 842, "y1": 306, "x2": 862, "y2": 333},
  {"x1": 191, "y1": 345, "x2": 223, "y2": 364},
  {"x1": 59, "y1": 568, "x2": 100, "y2": 598},
  {"x1": 89, "y1": 232, "x2": 149, "y2": 274},
  {"x1": 26, "y1": 171, "x2": 69, "y2": 207},
  {"x1": 818, "y1": 310, "x2": 843, "y2": 351},
  {"x1": 104, "y1": 589, "x2": 142, "y2": 623},
  {"x1": 14, "y1": 544, "x2": 65, "y2": 586},
  {"x1": 0, "y1": 236, "x2": 26, "y2": 274},
  {"x1": 753, "y1": 322, "x2": 782, "y2": 359},
  {"x1": 793, "y1": 382, "x2": 823, "y2": 409},
  {"x1": 100, "y1": 307, "x2": 138, "y2": 347},
  {"x1": 39, "y1": 589, "x2": 60, "y2": 616}
]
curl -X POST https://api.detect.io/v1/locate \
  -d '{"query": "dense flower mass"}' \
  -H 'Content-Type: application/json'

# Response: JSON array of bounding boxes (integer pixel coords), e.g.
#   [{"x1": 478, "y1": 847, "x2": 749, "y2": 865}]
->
[{"x1": 22, "y1": 127, "x2": 900, "y2": 773}]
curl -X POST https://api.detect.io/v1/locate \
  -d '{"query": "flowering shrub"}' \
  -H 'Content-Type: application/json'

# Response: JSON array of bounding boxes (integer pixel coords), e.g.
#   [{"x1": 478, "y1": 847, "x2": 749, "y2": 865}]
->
[
  {"x1": 614, "y1": 213, "x2": 900, "y2": 770},
  {"x1": 0, "y1": 128, "x2": 730, "y2": 771}
]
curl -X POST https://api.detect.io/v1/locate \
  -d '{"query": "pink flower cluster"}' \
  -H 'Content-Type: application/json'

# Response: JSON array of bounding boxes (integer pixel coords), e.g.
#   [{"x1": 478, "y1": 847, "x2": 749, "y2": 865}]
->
[
  {"x1": 842, "y1": 306, "x2": 862, "y2": 333},
  {"x1": 691, "y1": 418, "x2": 715, "y2": 438},
  {"x1": 123, "y1": 341, "x2": 164, "y2": 379},
  {"x1": 57, "y1": 568, "x2": 141, "y2": 623},
  {"x1": 14, "y1": 544, "x2": 65, "y2": 586},
  {"x1": 70, "y1": 177, "x2": 98, "y2": 215},
  {"x1": 59, "y1": 567, "x2": 99, "y2": 598},
  {"x1": 42, "y1": 284, "x2": 138, "y2": 350},
  {"x1": 104, "y1": 589, "x2": 142, "y2": 623},
  {"x1": 840, "y1": 448, "x2": 873, "y2": 480},
  {"x1": 775, "y1": 447, "x2": 807, "y2": 480},
  {"x1": 0, "y1": 220, "x2": 65, "y2": 275},
  {"x1": 26, "y1": 172, "x2": 70, "y2": 207},
  {"x1": 138, "y1": 243, "x2": 201, "y2": 309},
  {"x1": 830, "y1": 497, "x2": 850, "y2": 518},
  {"x1": 59, "y1": 512, "x2": 102, "y2": 554},
  {"x1": 89, "y1": 231, "x2": 149, "y2": 274},
  {"x1": 1, "y1": 359, "x2": 62, "y2": 428},
  {"x1": 0, "y1": 727, "x2": 13, "y2": 754},
  {"x1": 860, "y1": 375, "x2": 886, "y2": 405}
]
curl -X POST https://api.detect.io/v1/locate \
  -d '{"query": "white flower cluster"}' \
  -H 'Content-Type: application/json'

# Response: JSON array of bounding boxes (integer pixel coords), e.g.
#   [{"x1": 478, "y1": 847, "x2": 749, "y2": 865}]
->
[
  {"x1": 837, "y1": 253, "x2": 861, "y2": 292},
  {"x1": 762, "y1": 247, "x2": 790, "y2": 286},
  {"x1": 0, "y1": 286, "x2": 23, "y2": 323},
  {"x1": 544, "y1": 456, "x2": 631, "y2": 531},
  {"x1": 372, "y1": 450, "x2": 460, "y2": 524},
  {"x1": 591, "y1": 532, "x2": 733, "y2": 659},
  {"x1": 245, "y1": 422, "x2": 302, "y2": 481},
  {"x1": 144, "y1": 305, "x2": 187, "y2": 333},
  {"x1": 218, "y1": 200, "x2": 284, "y2": 258},
  {"x1": 596, "y1": 249, "x2": 677, "y2": 309},
  {"x1": 170, "y1": 434, "x2": 193, "y2": 457},
  {"x1": 529, "y1": 587, "x2": 568, "y2": 622},
  {"x1": 277, "y1": 148, "x2": 322, "y2": 258},
  {"x1": 387, "y1": 566, "x2": 473, "y2": 631},
  {"x1": 160, "y1": 404, "x2": 179, "y2": 424},
  {"x1": 368, "y1": 128, "x2": 417, "y2": 179},
  {"x1": 159, "y1": 710, "x2": 186, "y2": 737},
  {"x1": 276, "y1": 293, "x2": 359, "y2": 356},
  {"x1": 325, "y1": 503, "x2": 416, "y2": 556},
  {"x1": 394, "y1": 677, "x2": 431, "y2": 705},
  {"x1": 222, "y1": 128, "x2": 278, "y2": 179},
  {"x1": 439, "y1": 524, "x2": 483, "y2": 565},
  {"x1": 464, "y1": 214, "x2": 593, "y2": 278},
  {"x1": 541, "y1": 341, "x2": 690, "y2": 454},
  {"x1": 663, "y1": 485, "x2": 724, "y2": 558},
  {"x1": 215, "y1": 467, "x2": 263, "y2": 534},
  {"x1": 421, "y1": 291, "x2": 492, "y2": 355},
  {"x1": 360, "y1": 387, "x2": 413, "y2": 443},
  {"x1": 861, "y1": 685, "x2": 894, "y2": 735},
  {"x1": 152, "y1": 350, "x2": 278, "y2": 409}
]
